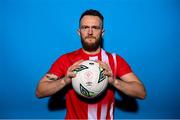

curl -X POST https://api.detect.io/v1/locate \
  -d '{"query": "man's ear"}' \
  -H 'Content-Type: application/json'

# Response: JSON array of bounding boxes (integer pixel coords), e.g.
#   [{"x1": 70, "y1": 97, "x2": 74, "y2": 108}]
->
[
  {"x1": 77, "y1": 29, "x2": 80, "y2": 36},
  {"x1": 102, "y1": 29, "x2": 105, "y2": 37}
]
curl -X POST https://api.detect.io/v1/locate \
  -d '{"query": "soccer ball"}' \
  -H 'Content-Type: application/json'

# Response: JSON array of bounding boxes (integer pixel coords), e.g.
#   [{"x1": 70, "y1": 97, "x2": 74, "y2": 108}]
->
[{"x1": 72, "y1": 60, "x2": 108, "y2": 98}]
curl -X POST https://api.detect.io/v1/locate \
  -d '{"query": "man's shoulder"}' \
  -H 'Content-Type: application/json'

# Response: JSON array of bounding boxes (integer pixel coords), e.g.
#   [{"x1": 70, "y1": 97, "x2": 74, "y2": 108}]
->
[
  {"x1": 65, "y1": 48, "x2": 81, "y2": 56},
  {"x1": 103, "y1": 49, "x2": 118, "y2": 57},
  {"x1": 103, "y1": 49, "x2": 124, "y2": 60},
  {"x1": 55, "y1": 49, "x2": 81, "y2": 62}
]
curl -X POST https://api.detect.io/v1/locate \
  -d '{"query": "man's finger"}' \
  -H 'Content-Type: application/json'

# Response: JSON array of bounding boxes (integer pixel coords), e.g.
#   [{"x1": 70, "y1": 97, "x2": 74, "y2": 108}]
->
[
  {"x1": 73, "y1": 59, "x2": 84, "y2": 66},
  {"x1": 97, "y1": 60, "x2": 111, "y2": 71},
  {"x1": 104, "y1": 70, "x2": 113, "y2": 77},
  {"x1": 67, "y1": 72, "x2": 76, "y2": 78},
  {"x1": 68, "y1": 60, "x2": 84, "y2": 72}
]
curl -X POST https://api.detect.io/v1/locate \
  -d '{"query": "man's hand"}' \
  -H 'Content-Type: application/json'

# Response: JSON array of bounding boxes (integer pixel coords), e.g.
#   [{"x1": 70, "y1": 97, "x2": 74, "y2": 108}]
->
[
  {"x1": 97, "y1": 60, "x2": 114, "y2": 84},
  {"x1": 64, "y1": 60, "x2": 84, "y2": 85}
]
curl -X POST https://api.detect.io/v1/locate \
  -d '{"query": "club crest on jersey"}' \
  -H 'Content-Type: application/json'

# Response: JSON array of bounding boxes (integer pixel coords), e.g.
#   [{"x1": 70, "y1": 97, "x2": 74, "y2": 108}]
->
[
  {"x1": 74, "y1": 65, "x2": 88, "y2": 73},
  {"x1": 98, "y1": 68, "x2": 106, "y2": 83}
]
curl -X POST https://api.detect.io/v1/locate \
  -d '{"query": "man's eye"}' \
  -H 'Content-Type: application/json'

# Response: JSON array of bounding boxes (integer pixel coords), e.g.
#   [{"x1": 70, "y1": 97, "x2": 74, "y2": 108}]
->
[
  {"x1": 81, "y1": 26, "x2": 89, "y2": 29},
  {"x1": 92, "y1": 26, "x2": 101, "y2": 29}
]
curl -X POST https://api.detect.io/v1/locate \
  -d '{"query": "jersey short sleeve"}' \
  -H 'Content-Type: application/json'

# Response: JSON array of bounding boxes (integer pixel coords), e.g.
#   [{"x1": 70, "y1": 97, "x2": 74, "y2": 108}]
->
[
  {"x1": 116, "y1": 55, "x2": 132, "y2": 77},
  {"x1": 48, "y1": 54, "x2": 70, "y2": 78}
]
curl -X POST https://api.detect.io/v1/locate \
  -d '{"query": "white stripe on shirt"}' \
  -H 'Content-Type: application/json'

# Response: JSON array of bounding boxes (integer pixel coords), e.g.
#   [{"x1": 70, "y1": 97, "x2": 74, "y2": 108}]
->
[
  {"x1": 100, "y1": 105, "x2": 107, "y2": 119},
  {"x1": 88, "y1": 104, "x2": 97, "y2": 120},
  {"x1": 110, "y1": 102, "x2": 114, "y2": 120}
]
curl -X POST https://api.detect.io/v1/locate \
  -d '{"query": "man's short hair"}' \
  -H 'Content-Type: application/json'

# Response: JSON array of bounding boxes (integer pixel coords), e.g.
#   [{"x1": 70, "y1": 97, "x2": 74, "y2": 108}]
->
[{"x1": 79, "y1": 9, "x2": 104, "y2": 28}]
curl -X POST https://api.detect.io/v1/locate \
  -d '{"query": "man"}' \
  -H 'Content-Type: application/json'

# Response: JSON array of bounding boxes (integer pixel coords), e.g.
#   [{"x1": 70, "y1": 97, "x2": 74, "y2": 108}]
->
[{"x1": 36, "y1": 9, "x2": 146, "y2": 119}]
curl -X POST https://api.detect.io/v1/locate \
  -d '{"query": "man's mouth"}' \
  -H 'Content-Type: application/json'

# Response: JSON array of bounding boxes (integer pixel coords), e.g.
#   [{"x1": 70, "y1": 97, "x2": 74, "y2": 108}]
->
[{"x1": 85, "y1": 36, "x2": 96, "y2": 39}]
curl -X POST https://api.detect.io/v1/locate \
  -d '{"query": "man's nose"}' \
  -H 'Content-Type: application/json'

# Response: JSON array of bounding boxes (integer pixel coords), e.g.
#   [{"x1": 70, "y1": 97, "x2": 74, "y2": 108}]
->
[{"x1": 88, "y1": 28, "x2": 93, "y2": 35}]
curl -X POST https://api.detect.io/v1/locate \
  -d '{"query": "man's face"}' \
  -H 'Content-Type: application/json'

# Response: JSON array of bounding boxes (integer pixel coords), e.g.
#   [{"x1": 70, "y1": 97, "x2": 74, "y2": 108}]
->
[{"x1": 78, "y1": 15, "x2": 104, "y2": 52}]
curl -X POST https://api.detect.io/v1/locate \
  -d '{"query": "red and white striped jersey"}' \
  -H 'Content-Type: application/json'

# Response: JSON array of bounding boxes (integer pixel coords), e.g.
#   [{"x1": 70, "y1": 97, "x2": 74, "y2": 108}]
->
[{"x1": 49, "y1": 48, "x2": 132, "y2": 119}]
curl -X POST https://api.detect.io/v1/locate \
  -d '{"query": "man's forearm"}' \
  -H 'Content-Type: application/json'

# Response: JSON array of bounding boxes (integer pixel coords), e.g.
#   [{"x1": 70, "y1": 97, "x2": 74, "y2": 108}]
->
[
  {"x1": 112, "y1": 78, "x2": 146, "y2": 99},
  {"x1": 36, "y1": 77, "x2": 66, "y2": 98}
]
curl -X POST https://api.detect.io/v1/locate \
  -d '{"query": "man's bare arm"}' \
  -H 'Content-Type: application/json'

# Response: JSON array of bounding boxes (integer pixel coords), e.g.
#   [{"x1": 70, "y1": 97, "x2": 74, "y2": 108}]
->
[
  {"x1": 36, "y1": 73, "x2": 67, "y2": 98},
  {"x1": 35, "y1": 60, "x2": 83, "y2": 98},
  {"x1": 112, "y1": 72, "x2": 146, "y2": 99}
]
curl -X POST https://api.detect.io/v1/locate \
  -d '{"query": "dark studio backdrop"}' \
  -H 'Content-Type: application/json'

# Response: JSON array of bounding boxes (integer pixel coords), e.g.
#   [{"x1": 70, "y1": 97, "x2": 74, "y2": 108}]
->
[{"x1": 0, "y1": 0, "x2": 180, "y2": 119}]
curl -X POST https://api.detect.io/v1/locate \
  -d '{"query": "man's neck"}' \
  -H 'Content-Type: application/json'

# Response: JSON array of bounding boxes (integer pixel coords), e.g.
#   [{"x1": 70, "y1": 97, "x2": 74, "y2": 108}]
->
[{"x1": 82, "y1": 47, "x2": 101, "y2": 55}]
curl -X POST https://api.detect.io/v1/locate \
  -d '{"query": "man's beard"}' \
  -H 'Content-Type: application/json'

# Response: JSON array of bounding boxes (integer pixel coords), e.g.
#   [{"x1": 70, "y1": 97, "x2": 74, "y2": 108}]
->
[{"x1": 81, "y1": 36, "x2": 102, "y2": 52}]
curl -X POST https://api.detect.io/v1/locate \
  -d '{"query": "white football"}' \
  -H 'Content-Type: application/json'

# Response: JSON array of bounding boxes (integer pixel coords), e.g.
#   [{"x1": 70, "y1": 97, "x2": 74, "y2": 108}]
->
[{"x1": 72, "y1": 60, "x2": 108, "y2": 98}]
